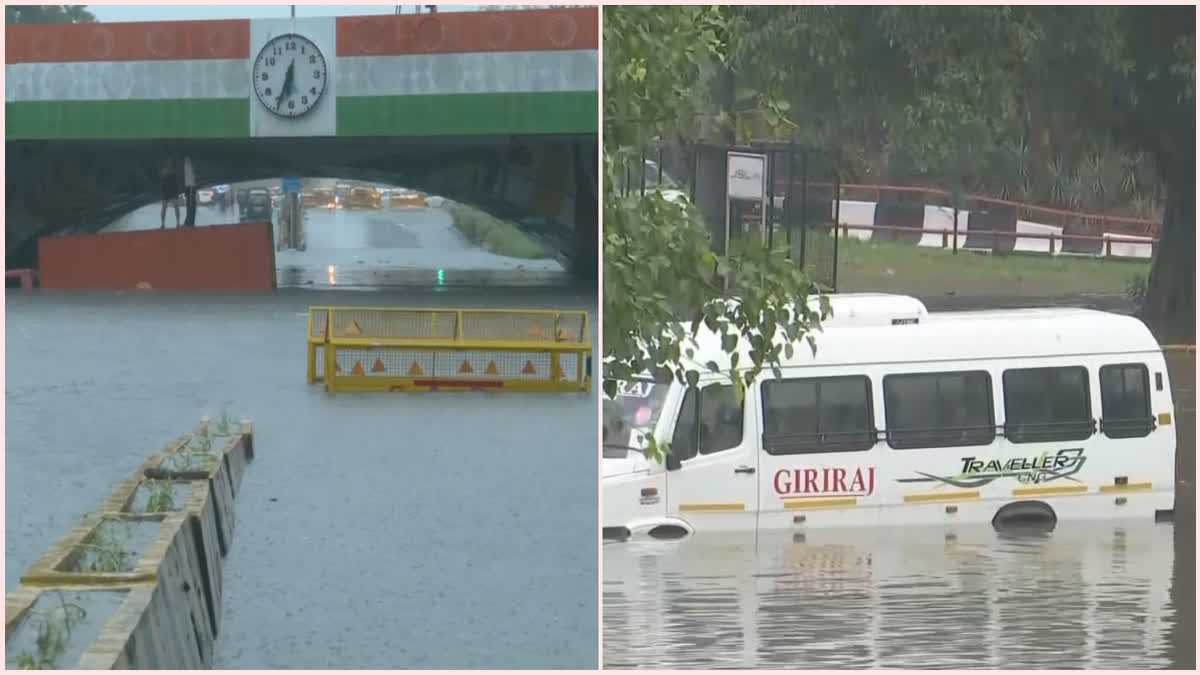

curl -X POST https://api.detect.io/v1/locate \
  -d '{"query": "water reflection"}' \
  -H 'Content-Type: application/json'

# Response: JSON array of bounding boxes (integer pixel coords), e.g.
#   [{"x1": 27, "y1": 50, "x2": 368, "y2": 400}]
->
[{"x1": 603, "y1": 522, "x2": 1179, "y2": 669}]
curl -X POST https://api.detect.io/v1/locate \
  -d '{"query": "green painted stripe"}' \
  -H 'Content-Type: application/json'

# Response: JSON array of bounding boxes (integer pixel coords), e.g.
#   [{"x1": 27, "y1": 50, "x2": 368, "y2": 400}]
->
[
  {"x1": 336, "y1": 91, "x2": 597, "y2": 137},
  {"x1": 6, "y1": 99, "x2": 249, "y2": 140}
]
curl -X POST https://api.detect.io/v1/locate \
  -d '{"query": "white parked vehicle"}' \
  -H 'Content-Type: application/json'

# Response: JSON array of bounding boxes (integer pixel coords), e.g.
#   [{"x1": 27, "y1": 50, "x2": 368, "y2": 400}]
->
[
  {"x1": 196, "y1": 189, "x2": 214, "y2": 205},
  {"x1": 603, "y1": 295, "x2": 1175, "y2": 540}
]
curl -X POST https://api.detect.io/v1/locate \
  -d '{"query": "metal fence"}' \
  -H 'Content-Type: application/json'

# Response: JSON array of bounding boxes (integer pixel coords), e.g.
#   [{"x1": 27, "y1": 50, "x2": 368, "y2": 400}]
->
[
  {"x1": 631, "y1": 140, "x2": 842, "y2": 290},
  {"x1": 307, "y1": 306, "x2": 592, "y2": 393}
]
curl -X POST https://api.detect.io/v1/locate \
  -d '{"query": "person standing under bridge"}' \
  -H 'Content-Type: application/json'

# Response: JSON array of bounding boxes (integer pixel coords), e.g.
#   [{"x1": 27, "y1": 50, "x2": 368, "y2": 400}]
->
[
  {"x1": 160, "y1": 157, "x2": 180, "y2": 229},
  {"x1": 182, "y1": 155, "x2": 197, "y2": 227}
]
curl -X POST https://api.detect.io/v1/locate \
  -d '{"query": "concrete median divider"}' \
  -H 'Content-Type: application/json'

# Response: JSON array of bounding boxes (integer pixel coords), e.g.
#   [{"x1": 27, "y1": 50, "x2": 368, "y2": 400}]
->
[
  {"x1": 5, "y1": 417, "x2": 255, "y2": 669},
  {"x1": 305, "y1": 305, "x2": 593, "y2": 393}
]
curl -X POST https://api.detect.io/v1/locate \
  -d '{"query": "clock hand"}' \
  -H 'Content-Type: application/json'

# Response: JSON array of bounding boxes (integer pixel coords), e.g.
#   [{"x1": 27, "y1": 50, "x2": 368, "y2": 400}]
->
[{"x1": 275, "y1": 61, "x2": 295, "y2": 107}]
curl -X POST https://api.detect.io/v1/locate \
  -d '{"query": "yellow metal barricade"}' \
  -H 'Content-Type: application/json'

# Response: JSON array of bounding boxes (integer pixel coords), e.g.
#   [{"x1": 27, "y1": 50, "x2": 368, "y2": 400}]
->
[{"x1": 306, "y1": 306, "x2": 592, "y2": 393}]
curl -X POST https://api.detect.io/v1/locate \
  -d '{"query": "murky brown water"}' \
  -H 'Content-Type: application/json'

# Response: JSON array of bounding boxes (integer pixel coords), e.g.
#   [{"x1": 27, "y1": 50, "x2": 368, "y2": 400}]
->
[{"x1": 602, "y1": 522, "x2": 1186, "y2": 669}]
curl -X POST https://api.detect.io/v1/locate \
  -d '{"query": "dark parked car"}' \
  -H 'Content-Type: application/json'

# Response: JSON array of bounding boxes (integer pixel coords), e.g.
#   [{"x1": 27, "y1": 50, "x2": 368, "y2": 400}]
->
[{"x1": 241, "y1": 189, "x2": 272, "y2": 223}]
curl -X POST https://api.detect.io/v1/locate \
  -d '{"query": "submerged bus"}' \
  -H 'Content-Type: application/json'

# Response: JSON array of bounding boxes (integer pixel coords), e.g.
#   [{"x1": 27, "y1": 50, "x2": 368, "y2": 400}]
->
[{"x1": 603, "y1": 296, "x2": 1175, "y2": 539}]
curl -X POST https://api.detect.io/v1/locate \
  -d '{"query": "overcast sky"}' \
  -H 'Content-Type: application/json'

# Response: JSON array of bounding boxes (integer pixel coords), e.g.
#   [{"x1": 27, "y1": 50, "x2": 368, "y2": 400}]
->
[{"x1": 86, "y1": 5, "x2": 558, "y2": 22}]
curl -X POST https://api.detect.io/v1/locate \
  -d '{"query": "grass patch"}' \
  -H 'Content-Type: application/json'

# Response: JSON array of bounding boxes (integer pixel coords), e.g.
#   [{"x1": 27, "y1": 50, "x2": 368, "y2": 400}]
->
[
  {"x1": 834, "y1": 234, "x2": 1150, "y2": 297},
  {"x1": 449, "y1": 203, "x2": 550, "y2": 259},
  {"x1": 730, "y1": 225, "x2": 1150, "y2": 298}
]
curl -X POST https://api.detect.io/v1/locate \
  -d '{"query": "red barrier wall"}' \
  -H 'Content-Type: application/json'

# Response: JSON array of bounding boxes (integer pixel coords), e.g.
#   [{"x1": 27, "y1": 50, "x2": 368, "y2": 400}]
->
[{"x1": 38, "y1": 222, "x2": 276, "y2": 292}]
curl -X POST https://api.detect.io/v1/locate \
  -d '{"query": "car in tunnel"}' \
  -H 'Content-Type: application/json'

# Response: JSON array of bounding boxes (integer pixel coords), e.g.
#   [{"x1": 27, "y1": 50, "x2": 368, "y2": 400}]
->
[
  {"x1": 241, "y1": 188, "x2": 273, "y2": 223},
  {"x1": 346, "y1": 186, "x2": 382, "y2": 210}
]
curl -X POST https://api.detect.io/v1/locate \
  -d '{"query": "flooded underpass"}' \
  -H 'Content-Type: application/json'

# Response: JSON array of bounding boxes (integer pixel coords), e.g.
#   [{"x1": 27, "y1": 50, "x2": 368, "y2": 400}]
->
[
  {"x1": 6, "y1": 283, "x2": 598, "y2": 668},
  {"x1": 603, "y1": 292, "x2": 1194, "y2": 670},
  {"x1": 102, "y1": 195, "x2": 571, "y2": 290}
]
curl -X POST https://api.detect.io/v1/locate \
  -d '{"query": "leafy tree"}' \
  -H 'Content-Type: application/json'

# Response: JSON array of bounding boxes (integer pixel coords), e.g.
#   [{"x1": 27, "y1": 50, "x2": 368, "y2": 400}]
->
[
  {"x1": 603, "y1": 6, "x2": 827, "y2": 446},
  {"x1": 720, "y1": 6, "x2": 1193, "y2": 341},
  {"x1": 6, "y1": 5, "x2": 96, "y2": 24}
]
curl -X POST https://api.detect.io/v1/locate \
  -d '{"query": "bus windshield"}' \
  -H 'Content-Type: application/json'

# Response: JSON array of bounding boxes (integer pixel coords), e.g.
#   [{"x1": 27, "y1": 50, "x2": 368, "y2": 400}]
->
[{"x1": 602, "y1": 377, "x2": 668, "y2": 458}]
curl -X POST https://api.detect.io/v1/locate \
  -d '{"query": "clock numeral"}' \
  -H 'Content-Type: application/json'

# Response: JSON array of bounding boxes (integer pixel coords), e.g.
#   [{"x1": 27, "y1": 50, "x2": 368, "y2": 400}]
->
[
  {"x1": 309, "y1": 55, "x2": 317, "y2": 64},
  {"x1": 272, "y1": 46, "x2": 282, "y2": 56},
  {"x1": 267, "y1": 57, "x2": 276, "y2": 67},
  {"x1": 301, "y1": 46, "x2": 306, "y2": 54},
  {"x1": 286, "y1": 41, "x2": 297, "y2": 51},
  {"x1": 313, "y1": 70, "x2": 322, "y2": 79},
  {"x1": 288, "y1": 100, "x2": 295, "y2": 110},
  {"x1": 310, "y1": 87, "x2": 317, "y2": 95},
  {"x1": 260, "y1": 72, "x2": 269, "y2": 81},
  {"x1": 264, "y1": 87, "x2": 272, "y2": 96},
  {"x1": 301, "y1": 95, "x2": 309, "y2": 105}
]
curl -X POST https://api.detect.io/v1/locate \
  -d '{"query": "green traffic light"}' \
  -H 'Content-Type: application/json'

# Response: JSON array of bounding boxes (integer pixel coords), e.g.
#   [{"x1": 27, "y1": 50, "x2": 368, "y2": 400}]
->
[{"x1": 437, "y1": 269, "x2": 444, "y2": 285}]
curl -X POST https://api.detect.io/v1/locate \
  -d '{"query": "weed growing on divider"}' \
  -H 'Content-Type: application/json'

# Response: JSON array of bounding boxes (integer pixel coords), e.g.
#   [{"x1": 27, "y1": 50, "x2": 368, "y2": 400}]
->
[
  {"x1": 216, "y1": 410, "x2": 233, "y2": 436},
  {"x1": 159, "y1": 428, "x2": 221, "y2": 473},
  {"x1": 14, "y1": 592, "x2": 87, "y2": 669},
  {"x1": 143, "y1": 480, "x2": 177, "y2": 513},
  {"x1": 76, "y1": 521, "x2": 134, "y2": 573}
]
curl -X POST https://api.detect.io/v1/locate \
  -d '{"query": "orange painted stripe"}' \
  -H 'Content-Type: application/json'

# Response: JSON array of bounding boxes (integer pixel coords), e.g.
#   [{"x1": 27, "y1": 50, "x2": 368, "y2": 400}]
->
[
  {"x1": 336, "y1": 7, "x2": 598, "y2": 57},
  {"x1": 6, "y1": 19, "x2": 250, "y2": 64}
]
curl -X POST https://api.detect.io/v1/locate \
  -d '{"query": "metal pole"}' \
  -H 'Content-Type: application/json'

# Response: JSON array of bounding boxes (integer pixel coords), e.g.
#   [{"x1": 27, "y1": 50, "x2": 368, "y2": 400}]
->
[
  {"x1": 785, "y1": 143, "x2": 795, "y2": 258},
  {"x1": 952, "y1": 202, "x2": 960, "y2": 254},
  {"x1": 832, "y1": 171, "x2": 841, "y2": 292},
  {"x1": 798, "y1": 149, "x2": 809, "y2": 269},
  {"x1": 290, "y1": 5, "x2": 295, "y2": 17},
  {"x1": 765, "y1": 150, "x2": 775, "y2": 251}
]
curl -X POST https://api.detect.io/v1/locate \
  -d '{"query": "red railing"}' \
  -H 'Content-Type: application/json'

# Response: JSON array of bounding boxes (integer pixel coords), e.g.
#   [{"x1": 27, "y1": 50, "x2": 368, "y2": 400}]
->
[
  {"x1": 777, "y1": 181, "x2": 1161, "y2": 237},
  {"x1": 5, "y1": 268, "x2": 37, "y2": 290},
  {"x1": 836, "y1": 223, "x2": 1157, "y2": 259}
]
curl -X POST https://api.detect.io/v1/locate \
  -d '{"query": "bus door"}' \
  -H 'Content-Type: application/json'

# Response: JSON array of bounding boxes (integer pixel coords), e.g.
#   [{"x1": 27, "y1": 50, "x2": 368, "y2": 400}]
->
[{"x1": 664, "y1": 379, "x2": 759, "y2": 532}]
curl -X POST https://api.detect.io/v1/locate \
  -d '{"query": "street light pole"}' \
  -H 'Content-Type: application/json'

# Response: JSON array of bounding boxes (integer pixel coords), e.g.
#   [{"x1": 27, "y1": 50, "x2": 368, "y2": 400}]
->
[{"x1": 290, "y1": 5, "x2": 295, "y2": 17}]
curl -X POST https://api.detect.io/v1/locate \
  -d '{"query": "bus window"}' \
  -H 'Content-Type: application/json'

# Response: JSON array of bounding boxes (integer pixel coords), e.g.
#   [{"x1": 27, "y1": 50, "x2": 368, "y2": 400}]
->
[
  {"x1": 671, "y1": 383, "x2": 744, "y2": 461},
  {"x1": 1003, "y1": 366, "x2": 1093, "y2": 443},
  {"x1": 761, "y1": 376, "x2": 875, "y2": 454},
  {"x1": 602, "y1": 378, "x2": 669, "y2": 458},
  {"x1": 883, "y1": 371, "x2": 994, "y2": 449},
  {"x1": 1099, "y1": 364, "x2": 1154, "y2": 439}
]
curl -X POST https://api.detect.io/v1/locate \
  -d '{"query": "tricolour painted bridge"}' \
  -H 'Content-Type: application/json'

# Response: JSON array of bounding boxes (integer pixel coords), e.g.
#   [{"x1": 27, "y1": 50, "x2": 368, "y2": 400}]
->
[{"x1": 5, "y1": 8, "x2": 599, "y2": 277}]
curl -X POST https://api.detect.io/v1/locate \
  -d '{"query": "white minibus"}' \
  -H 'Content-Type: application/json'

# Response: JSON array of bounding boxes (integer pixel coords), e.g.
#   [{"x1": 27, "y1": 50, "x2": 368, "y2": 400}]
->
[{"x1": 603, "y1": 300, "x2": 1175, "y2": 539}]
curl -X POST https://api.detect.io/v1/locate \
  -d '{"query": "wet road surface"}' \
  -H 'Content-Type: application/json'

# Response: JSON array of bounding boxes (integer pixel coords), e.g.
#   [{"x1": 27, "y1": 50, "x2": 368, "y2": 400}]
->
[
  {"x1": 103, "y1": 201, "x2": 569, "y2": 288},
  {"x1": 6, "y1": 287, "x2": 598, "y2": 669}
]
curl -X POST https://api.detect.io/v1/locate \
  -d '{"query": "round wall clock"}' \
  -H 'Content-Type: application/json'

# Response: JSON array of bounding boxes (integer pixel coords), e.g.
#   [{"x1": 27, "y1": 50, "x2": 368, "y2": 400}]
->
[{"x1": 252, "y1": 33, "x2": 327, "y2": 118}]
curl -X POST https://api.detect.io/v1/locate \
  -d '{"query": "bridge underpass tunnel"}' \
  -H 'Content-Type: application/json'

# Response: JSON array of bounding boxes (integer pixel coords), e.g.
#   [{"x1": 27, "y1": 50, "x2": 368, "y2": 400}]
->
[{"x1": 8, "y1": 135, "x2": 599, "y2": 290}]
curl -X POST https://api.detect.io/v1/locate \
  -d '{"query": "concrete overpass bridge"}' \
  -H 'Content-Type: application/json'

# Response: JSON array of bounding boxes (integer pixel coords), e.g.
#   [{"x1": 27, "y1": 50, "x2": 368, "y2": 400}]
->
[{"x1": 5, "y1": 8, "x2": 598, "y2": 278}]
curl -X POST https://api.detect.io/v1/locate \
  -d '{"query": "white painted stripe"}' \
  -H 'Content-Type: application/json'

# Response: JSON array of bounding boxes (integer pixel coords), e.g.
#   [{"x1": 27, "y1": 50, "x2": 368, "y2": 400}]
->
[
  {"x1": 1015, "y1": 219, "x2": 1063, "y2": 255},
  {"x1": 1104, "y1": 232, "x2": 1154, "y2": 259},
  {"x1": 919, "y1": 205, "x2": 969, "y2": 249},
  {"x1": 336, "y1": 50, "x2": 597, "y2": 98},
  {"x1": 836, "y1": 200, "x2": 876, "y2": 240},
  {"x1": 6, "y1": 59, "x2": 248, "y2": 102},
  {"x1": 828, "y1": 198, "x2": 1152, "y2": 259}
]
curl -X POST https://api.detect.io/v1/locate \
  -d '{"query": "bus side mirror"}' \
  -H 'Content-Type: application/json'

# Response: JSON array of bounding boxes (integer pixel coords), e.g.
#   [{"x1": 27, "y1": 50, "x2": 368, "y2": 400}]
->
[{"x1": 665, "y1": 453, "x2": 682, "y2": 471}]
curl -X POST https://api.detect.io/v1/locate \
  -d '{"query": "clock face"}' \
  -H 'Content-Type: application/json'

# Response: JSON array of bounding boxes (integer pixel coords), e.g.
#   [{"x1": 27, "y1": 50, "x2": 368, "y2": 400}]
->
[{"x1": 252, "y1": 33, "x2": 327, "y2": 118}]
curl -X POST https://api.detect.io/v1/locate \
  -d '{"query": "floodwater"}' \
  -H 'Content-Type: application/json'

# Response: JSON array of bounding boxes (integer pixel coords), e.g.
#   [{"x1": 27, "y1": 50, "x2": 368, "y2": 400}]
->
[
  {"x1": 603, "y1": 523, "x2": 1186, "y2": 669},
  {"x1": 5, "y1": 287, "x2": 598, "y2": 669},
  {"x1": 602, "y1": 300, "x2": 1194, "y2": 670},
  {"x1": 103, "y1": 199, "x2": 569, "y2": 289}
]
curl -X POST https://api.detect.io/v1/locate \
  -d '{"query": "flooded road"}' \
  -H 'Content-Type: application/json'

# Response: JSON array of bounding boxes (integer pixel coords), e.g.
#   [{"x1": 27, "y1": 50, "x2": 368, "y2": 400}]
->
[
  {"x1": 103, "y1": 200, "x2": 569, "y2": 288},
  {"x1": 603, "y1": 522, "x2": 1186, "y2": 669},
  {"x1": 6, "y1": 287, "x2": 597, "y2": 668}
]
